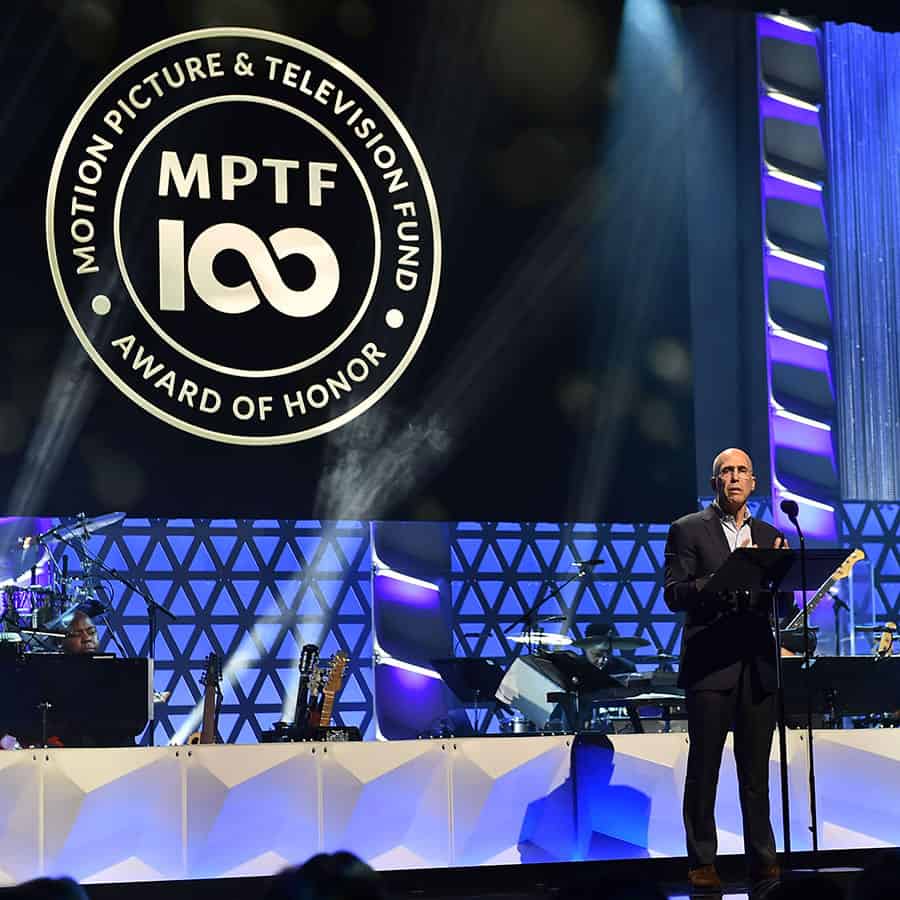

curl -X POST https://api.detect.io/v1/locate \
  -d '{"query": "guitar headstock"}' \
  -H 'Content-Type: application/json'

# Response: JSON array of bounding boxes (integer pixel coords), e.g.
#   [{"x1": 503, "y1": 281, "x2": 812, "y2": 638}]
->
[
  {"x1": 835, "y1": 548, "x2": 865, "y2": 581},
  {"x1": 323, "y1": 651, "x2": 349, "y2": 692},
  {"x1": 199, "y1": 652, "x2": 221, "y2": 688},
  {"x1": 298, "y1": 643, "x2": 320, "y2": 677}
]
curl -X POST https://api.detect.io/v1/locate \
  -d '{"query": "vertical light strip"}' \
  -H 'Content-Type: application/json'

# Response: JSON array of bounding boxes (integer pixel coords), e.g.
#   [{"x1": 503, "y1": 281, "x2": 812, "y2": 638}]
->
[{"x1": 756, "y1": 14, "x2": 838, "y2": 541}]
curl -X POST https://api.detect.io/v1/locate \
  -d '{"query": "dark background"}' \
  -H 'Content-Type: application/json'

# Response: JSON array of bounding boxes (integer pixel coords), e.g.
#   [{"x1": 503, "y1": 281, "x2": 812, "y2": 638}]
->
[{"x1": 0, "y1": 0, "x2": 700, "y2": 522}]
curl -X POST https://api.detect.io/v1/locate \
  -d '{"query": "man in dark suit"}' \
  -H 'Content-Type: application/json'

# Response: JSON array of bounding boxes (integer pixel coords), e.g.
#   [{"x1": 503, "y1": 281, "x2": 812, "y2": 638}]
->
[{"x1": 664, "y1": 448, "x2": 787, "y2": 892}]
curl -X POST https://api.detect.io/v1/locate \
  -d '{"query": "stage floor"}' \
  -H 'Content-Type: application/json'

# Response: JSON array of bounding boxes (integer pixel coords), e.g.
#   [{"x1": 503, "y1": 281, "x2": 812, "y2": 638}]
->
[{"x1": 1, "y1": 731, "x2": 897, "y2": 885}]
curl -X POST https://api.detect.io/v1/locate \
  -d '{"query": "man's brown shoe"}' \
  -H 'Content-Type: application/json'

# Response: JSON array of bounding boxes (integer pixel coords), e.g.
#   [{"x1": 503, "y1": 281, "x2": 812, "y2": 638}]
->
[
  {"x1": 749, "y1": 863, "x2": 781, "y2": 885},
  {"x1": 687, "y1": 864, "x2": 722, "y2": 891}
]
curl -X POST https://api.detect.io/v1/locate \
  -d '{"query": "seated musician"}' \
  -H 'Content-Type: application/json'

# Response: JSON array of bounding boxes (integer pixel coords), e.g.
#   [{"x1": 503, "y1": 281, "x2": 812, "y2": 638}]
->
[
  {"x1": 2, "y1": 611, "x2": 137, "y2": 749},
  {"x1": 1, "y1": 613, "x2": 100, "y2": 750},
  {"x1": 579, "y1": 622, "x2": 637, "y2": 676}
]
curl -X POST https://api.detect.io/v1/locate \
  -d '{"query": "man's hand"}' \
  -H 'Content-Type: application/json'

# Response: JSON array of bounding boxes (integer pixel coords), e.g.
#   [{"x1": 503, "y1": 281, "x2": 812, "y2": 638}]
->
[{"x1": 774, "y1": 535, "x2": 789, "y2": 549}]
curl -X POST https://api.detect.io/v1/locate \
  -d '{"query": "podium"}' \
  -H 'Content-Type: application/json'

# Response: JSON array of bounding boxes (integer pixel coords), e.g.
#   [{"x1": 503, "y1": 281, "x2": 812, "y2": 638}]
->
[{"x1": 705, "y1": 547, "x2": 850, "y2": 598}]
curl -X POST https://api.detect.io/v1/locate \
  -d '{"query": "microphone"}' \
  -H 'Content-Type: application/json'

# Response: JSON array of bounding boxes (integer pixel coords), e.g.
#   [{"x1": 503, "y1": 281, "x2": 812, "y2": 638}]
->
[
  {"x1": 780, "y1": 499, "x2": 800, "y2": 521},
  {"x1": 572, "y1": 558, "x2": 604, "y2": 568},
  {"x1": 876, "y1": 622, "x2": 896, "y2": 660},
  {"x1": 829, "y1": 587, "x2": 850, "y2": 613}
]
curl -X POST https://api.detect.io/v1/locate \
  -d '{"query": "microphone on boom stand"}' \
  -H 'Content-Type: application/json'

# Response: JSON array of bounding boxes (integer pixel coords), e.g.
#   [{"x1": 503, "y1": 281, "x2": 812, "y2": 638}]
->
[{"x1": 779, "y1": 496, "x2": 819, "y2": 854}]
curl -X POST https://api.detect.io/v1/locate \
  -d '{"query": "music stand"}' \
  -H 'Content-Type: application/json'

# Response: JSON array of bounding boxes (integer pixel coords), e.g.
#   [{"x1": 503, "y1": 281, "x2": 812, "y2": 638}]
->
[
  {"x1": 781, "y1": 656, "x2": 900, "y2": 719},
  {"x1": 704, "y1": 547, "x2": 849, "y2": 864},
  {"x1": 0, "y1": 645, "x2": 152, "y2": 747},
  {"x1": 706, "y1": 548, "x2": 851, "y2": 595},
  {"x1": 431, "y1": 657, "x2": 504, "y2": 733}
]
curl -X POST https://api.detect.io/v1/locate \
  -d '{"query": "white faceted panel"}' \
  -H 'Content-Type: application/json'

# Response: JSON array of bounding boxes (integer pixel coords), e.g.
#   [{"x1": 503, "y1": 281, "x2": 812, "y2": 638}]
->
[
  {"x1": 451, "y1": 735, "x2": 572, "y2": 866},
  {"x1": 0, "y1": 752, "x2": 40, "y2": 886},
  {"x1": 42, "y1": 748, "x2": 181, "y2": 883},
  {"x1": 321, "y1": 740, "x2": 450, "y2": 868},
  {"x1": 605, "y1": 733, "x2": 688, "y2": 859},
  {"x1": 2, "y1": 730, "x2": 900, "y2": 886},
  {"x1": 812, "y1": 730, "x2": 900, "y2": 850},
  {"x1": 185, "y1": 744, "x2": 319, "y2": 878}
]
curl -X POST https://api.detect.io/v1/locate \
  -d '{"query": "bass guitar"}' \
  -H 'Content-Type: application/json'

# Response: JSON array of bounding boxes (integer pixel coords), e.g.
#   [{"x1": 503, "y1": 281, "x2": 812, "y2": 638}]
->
[{"x1": 781, "y1": 548, "x2": 864, "y2": 657}]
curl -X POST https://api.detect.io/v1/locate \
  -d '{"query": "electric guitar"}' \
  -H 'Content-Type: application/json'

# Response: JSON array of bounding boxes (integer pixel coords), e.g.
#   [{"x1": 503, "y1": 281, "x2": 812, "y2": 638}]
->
[
  {"x1": 188, "y1": 652, "x2": 222, "y2": 744},
  {"x1": 781, "y1": 548, "x2": 864, "y2": 657},
  {"x1": 307, "y1": 651, "x2": 349, "y2": 731}
]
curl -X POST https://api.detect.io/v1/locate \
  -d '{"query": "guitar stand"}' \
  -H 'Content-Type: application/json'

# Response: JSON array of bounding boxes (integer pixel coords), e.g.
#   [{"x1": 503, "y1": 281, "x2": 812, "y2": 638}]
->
[{"x1": 38, "y1": 701, "x2": 52, "y2": 748}]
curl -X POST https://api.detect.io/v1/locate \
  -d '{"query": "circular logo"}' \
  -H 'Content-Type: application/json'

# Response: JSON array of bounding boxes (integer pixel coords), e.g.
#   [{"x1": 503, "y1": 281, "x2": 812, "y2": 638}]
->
[{"x1": 47, "y1": 29, "x2": 440, "y2": 444}]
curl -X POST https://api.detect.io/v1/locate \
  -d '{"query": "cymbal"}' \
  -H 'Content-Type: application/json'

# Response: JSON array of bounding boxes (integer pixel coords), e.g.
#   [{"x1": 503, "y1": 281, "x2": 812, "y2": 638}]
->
[
  {"x1": 536, "y1": 615, "x2": 567, "y2": 623},
  {"x1": 41, "y1": 512, "x2": 126, "y2": 543},
  {"x1": 633, "y1": 653, "x2": 679, "y2": 663},
  {"x1": 572, "y1": 636, "x2": 651, "y2": 651},
  {"x1": 509, "y1": 631, "x2": 573, "y2": 647},
  {"x1": 855, "y1": 625, "x2": 892, "y2": 632}
]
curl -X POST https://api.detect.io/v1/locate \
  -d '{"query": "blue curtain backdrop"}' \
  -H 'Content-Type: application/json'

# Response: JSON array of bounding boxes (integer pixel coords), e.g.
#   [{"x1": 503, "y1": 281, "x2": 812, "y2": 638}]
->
[{"x1": 824, "y1": 23, "x2": 900, "y2": 500}]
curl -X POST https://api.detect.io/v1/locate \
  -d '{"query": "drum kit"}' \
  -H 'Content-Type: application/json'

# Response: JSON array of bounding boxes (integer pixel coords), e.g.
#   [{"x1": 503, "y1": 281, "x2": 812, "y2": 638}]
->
[
  {"x1": 500, "y1": 615, "x2": 681, "y2": 734},
  {"x1": 507, "y1": 618, "x2": 656, "y2": 655},
  {"x1": 0, "y1": 513, "x2": 125, "y2": 649}
]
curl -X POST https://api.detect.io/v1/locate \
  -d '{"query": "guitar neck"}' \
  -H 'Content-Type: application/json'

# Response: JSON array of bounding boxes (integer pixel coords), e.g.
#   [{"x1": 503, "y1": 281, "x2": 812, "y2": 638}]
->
[
  {"x1": 784, "y1": 576, "x2": 836, "y2": 631},
  {"x1": 293, "y1": 673, "x2": 311, "y2": 728},
  {"x1": 319, "y1": 689, "x2": 337, "y2": 728},
  {"x1": 198, "y1": 680, "x2": 219, "y2": 744}
]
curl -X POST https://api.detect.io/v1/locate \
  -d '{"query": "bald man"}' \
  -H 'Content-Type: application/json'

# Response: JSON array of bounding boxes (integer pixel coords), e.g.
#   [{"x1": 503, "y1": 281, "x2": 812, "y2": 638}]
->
[{"x1": 664, "y1": 448, "x2": 788, "y2": 892}]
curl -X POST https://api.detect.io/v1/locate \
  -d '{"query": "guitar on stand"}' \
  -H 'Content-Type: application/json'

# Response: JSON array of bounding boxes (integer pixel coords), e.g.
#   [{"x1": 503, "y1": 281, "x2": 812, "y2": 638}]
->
[
  {"x1": 261, "y1": 649, "x2": 360, "y2": 742},
  {"x1": 290, "y1": 643, "x2": 320, "y2": 736},
  {"x1": 307, "y1": 651, "x2": 348, "y2": 731},
  {"x1": 781, "y1": 549, "x2": 864, "y2": 657},
  {"x1": 188, "y1": 652, "x2": 222, "y2": 745}
]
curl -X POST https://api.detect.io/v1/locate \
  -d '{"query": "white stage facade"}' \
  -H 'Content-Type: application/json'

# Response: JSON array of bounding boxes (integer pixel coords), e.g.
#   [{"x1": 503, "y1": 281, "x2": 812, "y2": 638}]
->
[{"x1": 1, "y1": 730, "x2": 898, "y2": 885}]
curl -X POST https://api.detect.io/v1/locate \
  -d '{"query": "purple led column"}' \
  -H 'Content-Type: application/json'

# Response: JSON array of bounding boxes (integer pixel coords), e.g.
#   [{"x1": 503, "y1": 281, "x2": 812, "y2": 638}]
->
[{"x1": 756, "y1": 14, "x2": 839, "y2": 541}]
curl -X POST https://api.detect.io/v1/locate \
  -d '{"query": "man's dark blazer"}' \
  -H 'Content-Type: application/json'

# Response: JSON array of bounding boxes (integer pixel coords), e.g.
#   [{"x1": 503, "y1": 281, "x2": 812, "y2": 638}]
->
[{"x1": 664, "y1": 505, "x2": 786, "y2": 692}]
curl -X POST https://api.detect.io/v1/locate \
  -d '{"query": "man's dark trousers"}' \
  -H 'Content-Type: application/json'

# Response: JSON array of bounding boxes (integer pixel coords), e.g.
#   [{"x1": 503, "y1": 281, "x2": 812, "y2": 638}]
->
[{"x1": 684, "y1": 661, "x2": 777, "y2": 869}]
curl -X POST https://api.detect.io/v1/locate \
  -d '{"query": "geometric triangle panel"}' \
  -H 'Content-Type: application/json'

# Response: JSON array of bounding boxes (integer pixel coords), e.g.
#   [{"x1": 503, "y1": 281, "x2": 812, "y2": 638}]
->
[
  {"x1": 89, "y1": 519, "x2": 373, "y2": 744},
  {"x1": 12, "y1": 502, "x2": 882, "y2": 744},
  {"x1": 448, "y1": 520, "x2": 677, "y2": 732},
  {"x1": 837, "y1": 502, "x2": 895, "y2": 620}
]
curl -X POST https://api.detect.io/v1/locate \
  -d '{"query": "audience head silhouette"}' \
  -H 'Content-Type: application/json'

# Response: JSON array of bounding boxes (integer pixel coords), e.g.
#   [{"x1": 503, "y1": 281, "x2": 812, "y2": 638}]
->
[
  {"x1": 1, "y1": 877, "x2": 88, "y2": 899},
  {"x1": 852, "y1": 849, "x2": 900, "y2": 900},
  {"x1": 265, "y1": 852, "x2": 386, "y2": 900}
]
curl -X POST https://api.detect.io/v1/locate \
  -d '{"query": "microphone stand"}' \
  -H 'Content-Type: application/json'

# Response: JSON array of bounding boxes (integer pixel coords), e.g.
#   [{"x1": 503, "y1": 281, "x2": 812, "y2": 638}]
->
[
  {"x1": 833, "y1": 595, "x2": 849, "y2": 657},
  {"x1": 770, "y1": 574, "x2": 792, "y2": 865},
  {"x1": 502, "y1": 560, "x2": 602, "y2": 647},
  {"x1": 786, "y1": 510, "x2": 819, "y2": 857},
  {"x1": 40, "y1": 531, "x2": 129, "y2": 659}
]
